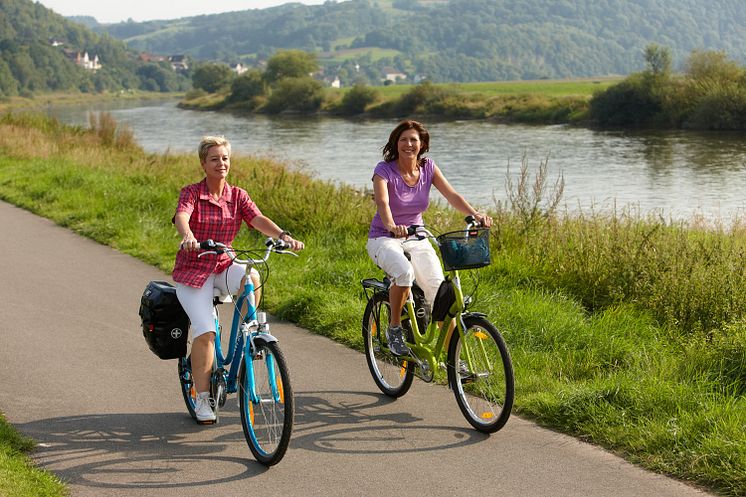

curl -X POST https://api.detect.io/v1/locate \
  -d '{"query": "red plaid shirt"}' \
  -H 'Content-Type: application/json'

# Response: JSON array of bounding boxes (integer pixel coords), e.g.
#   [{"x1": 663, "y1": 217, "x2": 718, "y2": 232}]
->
[{"x1": 172, "y1": 179, "x2": 262, "y2": 288}]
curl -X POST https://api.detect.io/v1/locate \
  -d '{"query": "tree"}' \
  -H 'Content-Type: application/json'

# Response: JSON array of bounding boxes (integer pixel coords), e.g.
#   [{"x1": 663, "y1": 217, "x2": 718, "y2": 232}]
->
[
  {"x1": 0, "y1": 59, "x2": 19, "y2": 97},
  {"x1": 227, "y1": 69, "x2": 266, "y2": 106},
  {"x1": 263, "y1": 50, "x2": 318, "y2": 84},
  {"x1": 191, "y1": 62, "x2": 235, "y2": 93},
  {"x1": 643, "y1": 43, "x2": 671, "y2": 78},
  {"x1": 136, "y1": 62, "x2": 182, "y2": 92}
]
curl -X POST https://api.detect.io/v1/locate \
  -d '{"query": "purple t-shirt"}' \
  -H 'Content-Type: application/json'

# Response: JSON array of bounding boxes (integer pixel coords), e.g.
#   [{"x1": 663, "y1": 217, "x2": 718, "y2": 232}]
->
[{"x1": 368, "y1": 158, "x2": 435, "y2": 238}]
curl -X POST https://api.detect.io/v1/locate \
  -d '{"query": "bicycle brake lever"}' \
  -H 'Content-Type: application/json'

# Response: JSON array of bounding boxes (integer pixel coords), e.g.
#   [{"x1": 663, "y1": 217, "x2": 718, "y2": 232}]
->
[{"x1": 275, "y1": 250, "x2": 299, "y2": 257}]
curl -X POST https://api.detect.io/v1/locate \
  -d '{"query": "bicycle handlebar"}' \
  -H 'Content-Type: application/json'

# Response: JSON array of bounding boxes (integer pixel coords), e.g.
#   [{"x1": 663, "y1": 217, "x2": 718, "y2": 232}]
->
[
  {"x1": 403, "y1": 216, "x2": 484, "y2": 240},
  {"x1": 197, "y1": 237, "x2": 298, "y2": 265}
]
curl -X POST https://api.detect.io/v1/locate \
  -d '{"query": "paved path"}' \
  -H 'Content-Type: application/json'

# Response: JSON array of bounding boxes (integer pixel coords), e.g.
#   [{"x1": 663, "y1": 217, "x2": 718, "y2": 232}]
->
[{"x1": 0, "y1": 200, "x2": 716, "y2": 497}]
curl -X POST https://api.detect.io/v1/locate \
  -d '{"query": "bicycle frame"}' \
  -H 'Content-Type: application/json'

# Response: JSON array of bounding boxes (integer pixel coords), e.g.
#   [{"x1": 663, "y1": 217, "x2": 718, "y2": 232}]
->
[
  {"x1": 361, "y1": 222, "x2": 486, "y2": 378},
  {"x1": 362, "y1": 260, "x2": 471, "y2": 378},
  {"x1": 211, "y1": 256, "x2": 282, "y2": 404}
]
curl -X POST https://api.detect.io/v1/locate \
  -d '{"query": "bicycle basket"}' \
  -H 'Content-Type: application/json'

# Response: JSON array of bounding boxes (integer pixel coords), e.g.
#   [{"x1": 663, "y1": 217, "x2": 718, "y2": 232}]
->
[{"x1": 437, "y1": 228, "x2": 491, "y2": 271}]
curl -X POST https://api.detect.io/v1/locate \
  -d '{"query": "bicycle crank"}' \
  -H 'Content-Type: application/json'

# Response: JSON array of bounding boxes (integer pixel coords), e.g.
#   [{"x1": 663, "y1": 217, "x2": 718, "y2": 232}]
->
[
  {"x1": 410, "y1": 352, "x2": 434, "y2": 382},
  {"x1": 211, "y1": 368, "x2": 228, "y2": 408}
]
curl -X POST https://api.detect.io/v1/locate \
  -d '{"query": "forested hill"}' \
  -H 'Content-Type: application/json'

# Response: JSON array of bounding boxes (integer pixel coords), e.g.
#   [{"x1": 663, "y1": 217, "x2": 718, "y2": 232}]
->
[
  {"x1": 94, "y1": 0, "x2": 746, "y2": 83},
  {"x1": 0, "y1": 0, "x2": 188, "y2": 97}
]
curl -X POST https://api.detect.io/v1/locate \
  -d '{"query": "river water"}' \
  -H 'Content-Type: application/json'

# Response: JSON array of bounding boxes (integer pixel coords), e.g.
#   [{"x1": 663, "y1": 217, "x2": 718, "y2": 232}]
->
[{"x1": 47, "y1": 99, "x2": 746, "y2": 223}]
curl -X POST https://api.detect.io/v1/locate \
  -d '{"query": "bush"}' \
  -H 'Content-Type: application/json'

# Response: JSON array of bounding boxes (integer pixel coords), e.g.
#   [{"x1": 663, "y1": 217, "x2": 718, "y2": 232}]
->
[
  {"x1": 227, "y1": 69, "x2": 266, "y2": 106},
  {"x1": 337, "y1": 83, "x2": 379, "y2": 115},
  {"x1": 394, "y1": 80, "x2": 454, "y2": 115},
  {"x1": 264, "y1": 76, "x2": 324, "y2": 113},
  {"x1": 684, "y1": 82, "x2": 746, "y2": 130},
  {"x1": 589, "y1": 74, "x2": 663, "y2": 126}
]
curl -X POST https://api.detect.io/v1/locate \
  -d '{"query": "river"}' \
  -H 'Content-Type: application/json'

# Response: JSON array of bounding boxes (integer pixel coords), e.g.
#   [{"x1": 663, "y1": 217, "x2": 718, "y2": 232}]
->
[{"x1": 47, "y1": 98, "x2": 746, "y2": 223}]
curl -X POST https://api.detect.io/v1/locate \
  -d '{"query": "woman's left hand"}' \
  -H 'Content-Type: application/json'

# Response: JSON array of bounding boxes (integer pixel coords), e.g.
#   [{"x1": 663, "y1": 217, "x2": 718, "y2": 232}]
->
[
  {"x1": 475, "y1": 213, "x2": 493, "y2": 228},
  {"x1": 282, "y1": 235, "x2": 304, "y2": 251}
]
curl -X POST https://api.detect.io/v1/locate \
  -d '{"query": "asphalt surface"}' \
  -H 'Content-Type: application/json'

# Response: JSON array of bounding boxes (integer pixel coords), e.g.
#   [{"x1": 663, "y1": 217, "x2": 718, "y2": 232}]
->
[{"x1": 0, "y1": 200, "x2": 717, "y2": 497}]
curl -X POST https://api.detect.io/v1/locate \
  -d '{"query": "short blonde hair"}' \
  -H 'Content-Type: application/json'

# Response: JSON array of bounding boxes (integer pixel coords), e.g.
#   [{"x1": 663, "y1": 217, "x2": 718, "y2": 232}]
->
[{"x1": 198, "y1": 135, "x2": 231, "y2": 163}]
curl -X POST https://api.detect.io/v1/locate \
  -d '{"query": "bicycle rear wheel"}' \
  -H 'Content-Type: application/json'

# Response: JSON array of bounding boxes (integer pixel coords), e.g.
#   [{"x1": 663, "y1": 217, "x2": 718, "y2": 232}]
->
[
  {"x1": 178, "y1": 355, "x2": 197, "y2": 420},
  {"x1": 238, "y1": 340, "x2": 294, "y2": 466},
  {"x1": 447, "y1": 315, "x2": 514, "y2": 433},
  {"x1": 362, "y1": 291, "x2": 415, "y2": 397}
]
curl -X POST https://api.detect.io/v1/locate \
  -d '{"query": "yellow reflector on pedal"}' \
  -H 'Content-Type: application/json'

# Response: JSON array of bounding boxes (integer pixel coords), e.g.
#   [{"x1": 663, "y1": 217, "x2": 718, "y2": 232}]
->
[
  {"x1": 400, "y1": 362, "x2": 407, "y2": 378},
  {"x1": 474, "y1": 331, "x2": 488, "y2": 340}
]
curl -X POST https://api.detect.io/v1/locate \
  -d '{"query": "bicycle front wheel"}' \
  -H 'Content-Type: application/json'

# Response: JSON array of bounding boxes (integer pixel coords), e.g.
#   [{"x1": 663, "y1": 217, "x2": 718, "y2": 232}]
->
[
  {"x1": 447, "y1": 315, "x2": 514, "y2": 433},
  {"x1": 362, "y1": 291, "x2": 415, "y2": 397},
  {"x1": 238, "y1": 340, "x2": 294, "y2": 466}
]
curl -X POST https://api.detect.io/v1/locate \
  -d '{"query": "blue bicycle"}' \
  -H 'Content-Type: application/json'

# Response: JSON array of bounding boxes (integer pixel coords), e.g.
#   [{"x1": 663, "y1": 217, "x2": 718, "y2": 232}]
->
[{"x1": 177, "y1": 238, "x2": 296, "y2": 466}]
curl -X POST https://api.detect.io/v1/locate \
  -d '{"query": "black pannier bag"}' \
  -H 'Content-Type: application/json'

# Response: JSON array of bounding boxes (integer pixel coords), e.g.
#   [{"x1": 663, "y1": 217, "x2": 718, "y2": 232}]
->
[
  {"x1": 431, "y1": 280, "x2": 456, "y2": 322},
  {"x1": 139, "y1": 280, "x2": 189, "y2": 360},
  {"x1": 410, "y1": 284, "x2": 430, "y2": 333}
]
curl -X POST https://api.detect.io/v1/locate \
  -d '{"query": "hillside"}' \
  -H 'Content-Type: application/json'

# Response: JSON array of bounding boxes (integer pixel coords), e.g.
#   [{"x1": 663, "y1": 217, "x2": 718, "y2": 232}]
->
[
  {"x1": 93, "y1": 0, "x2": 746, "y2": 83},
  {"x1": 0, "y1": 0, "x2": 189, "y2": 97}
]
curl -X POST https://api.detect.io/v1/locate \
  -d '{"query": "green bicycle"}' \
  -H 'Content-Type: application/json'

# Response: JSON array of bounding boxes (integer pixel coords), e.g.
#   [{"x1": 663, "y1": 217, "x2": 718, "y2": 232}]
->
[{"x1": 361, "y1": 216, "x2": 514, "y2": 433}]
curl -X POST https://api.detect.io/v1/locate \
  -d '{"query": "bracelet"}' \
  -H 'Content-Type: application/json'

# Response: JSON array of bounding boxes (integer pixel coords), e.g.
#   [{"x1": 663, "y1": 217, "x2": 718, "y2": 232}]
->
[{"x1": 278, "y1": 230, "x2": 292, "y2": 240}]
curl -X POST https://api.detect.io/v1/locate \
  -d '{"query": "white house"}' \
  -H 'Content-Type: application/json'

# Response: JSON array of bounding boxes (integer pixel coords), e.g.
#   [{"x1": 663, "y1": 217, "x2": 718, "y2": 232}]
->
[{"x1": 383, "y1": 67, "x2": 407, "y2": 82}]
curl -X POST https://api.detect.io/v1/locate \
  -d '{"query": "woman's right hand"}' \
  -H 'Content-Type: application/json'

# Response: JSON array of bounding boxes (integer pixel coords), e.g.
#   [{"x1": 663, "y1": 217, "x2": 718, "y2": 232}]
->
[
  {"x1": 388, "y1": 224, "x2": 408, "y2": 238},
  {"x1": 180, "y1": 233, "x2": 199, "y2": 251}
]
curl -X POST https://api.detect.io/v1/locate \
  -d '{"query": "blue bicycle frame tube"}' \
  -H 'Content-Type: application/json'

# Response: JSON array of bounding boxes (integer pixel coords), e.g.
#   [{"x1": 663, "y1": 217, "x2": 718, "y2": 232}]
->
[{"x1": 214, "y1": 281, "x2": 258, "y2": 392}]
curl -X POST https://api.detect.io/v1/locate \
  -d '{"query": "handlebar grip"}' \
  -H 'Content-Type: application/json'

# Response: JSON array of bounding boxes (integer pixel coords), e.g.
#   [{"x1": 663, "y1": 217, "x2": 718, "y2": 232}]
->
[
  {"x1": 264, "y1": 237, "x2": 290, "y2": 250},
  {"x1": 464, "y1": 215, "x2": 476, "y2": 224},
  {"x1": 200, "y1": 239, "x2": 217, "y2": 250}
]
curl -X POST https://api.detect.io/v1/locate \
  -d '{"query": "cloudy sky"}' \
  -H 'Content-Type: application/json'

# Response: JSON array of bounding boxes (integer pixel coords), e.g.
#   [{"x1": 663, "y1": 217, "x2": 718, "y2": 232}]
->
[{"x1": 36, "y1": 0, "x2": 331, "y2": 23}]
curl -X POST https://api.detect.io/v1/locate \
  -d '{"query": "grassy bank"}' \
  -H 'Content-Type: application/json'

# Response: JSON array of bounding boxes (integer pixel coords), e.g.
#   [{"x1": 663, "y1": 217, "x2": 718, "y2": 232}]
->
[
  {"x1": 0, "y1": 412, "x2": 66, "y2": 497},
  {"x1": 0, "y1": 112, "x2": 744, "y2": 496},
  {"x1": 181, "y1": 79, "x2": 618, "y2": 124},
  {"x1": 0, "y1": 90, "x2": 183, "y2": 115}
]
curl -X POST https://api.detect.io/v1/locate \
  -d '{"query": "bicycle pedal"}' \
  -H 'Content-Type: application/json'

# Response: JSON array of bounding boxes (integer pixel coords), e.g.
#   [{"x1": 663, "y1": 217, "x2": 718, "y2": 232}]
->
[{"x1": 416, "y1": 365, "x2": 434, "y2": 383}]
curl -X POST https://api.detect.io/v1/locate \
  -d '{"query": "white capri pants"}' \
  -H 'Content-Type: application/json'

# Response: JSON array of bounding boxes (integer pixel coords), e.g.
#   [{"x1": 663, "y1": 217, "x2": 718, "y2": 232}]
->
[
  {"x1": 176, "y1": 263, "x2": 258, "y2": 339},
  {"x1": 366, "y1": 236, "x2": 444, "y2": 310}
]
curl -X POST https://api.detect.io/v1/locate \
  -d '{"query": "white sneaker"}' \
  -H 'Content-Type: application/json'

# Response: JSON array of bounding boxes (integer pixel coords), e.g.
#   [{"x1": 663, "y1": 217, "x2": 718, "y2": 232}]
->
[{"x1": 194, "y1": 392, "x2": 216, "y2": 424}]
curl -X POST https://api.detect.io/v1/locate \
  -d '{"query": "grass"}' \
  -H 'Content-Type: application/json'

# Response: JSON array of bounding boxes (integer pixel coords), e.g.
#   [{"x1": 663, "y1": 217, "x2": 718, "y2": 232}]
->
[
  {"x1": 0, "y1": 412, "x2": 67, "y2": 497},
  {"x1": 0, "y1": 90, "x2": 182, "y2": 115},
  {"x1": 0, "y1": 112, "x2": 745, "y2": 496},
  {"x1": 365, "y1": 78, "x2": 621, "y2": 99}
]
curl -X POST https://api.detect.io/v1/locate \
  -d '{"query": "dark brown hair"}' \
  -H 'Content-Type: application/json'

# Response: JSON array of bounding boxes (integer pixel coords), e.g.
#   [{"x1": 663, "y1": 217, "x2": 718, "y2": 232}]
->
[{"x1": 382, "y1": 120, "x2": 430, "y2": 163}]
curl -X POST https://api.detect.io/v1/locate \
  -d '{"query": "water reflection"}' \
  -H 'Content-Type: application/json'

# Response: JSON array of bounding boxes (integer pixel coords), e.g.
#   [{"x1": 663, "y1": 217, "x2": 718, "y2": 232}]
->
[{"x1": 46, "y1": 99, "x2": 746, "y2": 222}]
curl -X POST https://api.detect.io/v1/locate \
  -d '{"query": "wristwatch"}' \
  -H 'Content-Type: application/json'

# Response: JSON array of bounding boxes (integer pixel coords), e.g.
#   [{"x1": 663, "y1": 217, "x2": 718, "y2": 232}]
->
[{"x1": 278, "y1": 230, "x2": 292, "y2": 240}]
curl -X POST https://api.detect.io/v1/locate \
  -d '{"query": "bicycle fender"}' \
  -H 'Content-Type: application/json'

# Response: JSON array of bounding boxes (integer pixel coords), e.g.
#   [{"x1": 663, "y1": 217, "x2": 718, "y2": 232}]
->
[
  {"x1": 462, "y1": 311, "x2": 487, "y2": 319},
  {"x1": 252, "y1": 334, "x2": 279, "y2": 347}
]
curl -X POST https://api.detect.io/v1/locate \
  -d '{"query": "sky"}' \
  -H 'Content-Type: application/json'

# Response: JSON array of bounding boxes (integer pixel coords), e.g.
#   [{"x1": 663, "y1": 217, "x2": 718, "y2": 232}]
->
[{"x1": 36, "y1": 0, "x2": 330, "y2": 23}]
